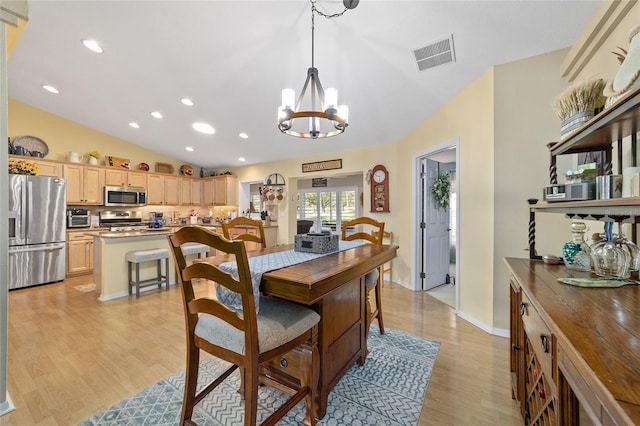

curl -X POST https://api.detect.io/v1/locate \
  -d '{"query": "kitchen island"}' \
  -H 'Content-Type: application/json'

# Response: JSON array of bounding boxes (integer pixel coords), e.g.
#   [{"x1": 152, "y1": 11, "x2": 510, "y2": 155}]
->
[{"x1": 86, "y1": 229, "x2": 176, "y2": 300}]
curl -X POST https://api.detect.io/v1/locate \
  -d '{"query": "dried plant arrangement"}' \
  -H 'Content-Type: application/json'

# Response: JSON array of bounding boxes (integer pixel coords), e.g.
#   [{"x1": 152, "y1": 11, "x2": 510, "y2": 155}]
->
[
  {"x1": 552, "y1": 78, "x2": 607, "y2": 139},
  {"x1": 552, "y1": 78, "x2": 607, "y2": 121}
]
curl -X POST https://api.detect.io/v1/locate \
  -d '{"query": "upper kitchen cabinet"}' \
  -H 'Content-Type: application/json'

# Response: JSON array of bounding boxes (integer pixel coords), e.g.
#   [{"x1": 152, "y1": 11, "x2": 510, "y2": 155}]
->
[
  {"x1": 215, "y1": 175, "x2": 238, "y2": 206},
  {"x1": 179, "y1": 177, "x2": 203, "y2": 206},
  {"x1": 147, "y1": 174, "x2": 179, "y2": 205},
  {"x1": 104, "y1": 169, "x2": 147, "y2": 188},
  {"x1": 203, "y1": 175, "x2": 238, "y2": 206},
  {"x1": 64, "y1": 164, "x2": 104, "y2": 205},
  {"x1": 8, "y1": 155, "x2": 63, "y2": 178},
  {"x1": 191, "y1": 179, "x2": 203, "y2": 205}
]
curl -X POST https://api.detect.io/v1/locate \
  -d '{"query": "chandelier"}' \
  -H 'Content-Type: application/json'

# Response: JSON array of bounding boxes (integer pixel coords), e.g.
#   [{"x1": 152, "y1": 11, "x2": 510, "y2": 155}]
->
[{"x1": 278, "y1": 0, "x2": 358, "y2": 139}]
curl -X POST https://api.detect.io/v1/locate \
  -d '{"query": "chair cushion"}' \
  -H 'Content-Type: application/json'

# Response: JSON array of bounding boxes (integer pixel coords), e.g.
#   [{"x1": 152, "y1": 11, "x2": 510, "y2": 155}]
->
[
  {"x1": 125, "y1": 248, "x2": 170, "y2": 263},
  {"x1": 181, "y1": 242, "x2": 210, "y2": 256},
  {"x1": 195, "y1": 297, "x2": 320, "y2": 355},
  {"x1": 364, "y1": 268, "x2": 379, "y2": 288}
]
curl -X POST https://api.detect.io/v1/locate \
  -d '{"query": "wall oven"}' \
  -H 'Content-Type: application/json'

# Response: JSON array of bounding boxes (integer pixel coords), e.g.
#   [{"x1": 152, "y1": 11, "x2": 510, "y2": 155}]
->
[
  {"x1": 104, "y1": 186, "x2": 147, "y2": 207},
  {"x1": 67, "y1": 208, "x2": 90, "y2": 228}
]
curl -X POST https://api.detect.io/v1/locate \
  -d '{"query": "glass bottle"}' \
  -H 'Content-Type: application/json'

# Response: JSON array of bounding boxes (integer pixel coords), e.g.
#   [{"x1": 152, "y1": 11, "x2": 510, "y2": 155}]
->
[
  {"x1": 562, "y1": 221, "x2": 591, "y2": 271},
  {"x1": 591, "y1": 222, "x2": 630, "y2": 278},
  {"x1": 614, "y1": 223, "x2": 640, "y2": 275}
]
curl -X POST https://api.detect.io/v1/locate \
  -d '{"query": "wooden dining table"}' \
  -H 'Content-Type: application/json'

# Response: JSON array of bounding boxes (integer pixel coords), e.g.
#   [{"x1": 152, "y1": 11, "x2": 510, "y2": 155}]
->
[{"x1": 199, "y1": 242, "x2": 398, "y2": 419}]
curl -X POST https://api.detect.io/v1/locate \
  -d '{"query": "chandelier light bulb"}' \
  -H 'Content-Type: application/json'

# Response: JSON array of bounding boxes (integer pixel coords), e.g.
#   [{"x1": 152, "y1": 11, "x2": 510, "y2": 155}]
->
[
  {"x1": 325, "y1": 88, "x2": 338, "y2": 110},
  {"x1": 282, "y1": 89, "x2": 295, "y2": 110},
  {"x1": 337, "y1": 105, "x2": 349, "y2": 123}
]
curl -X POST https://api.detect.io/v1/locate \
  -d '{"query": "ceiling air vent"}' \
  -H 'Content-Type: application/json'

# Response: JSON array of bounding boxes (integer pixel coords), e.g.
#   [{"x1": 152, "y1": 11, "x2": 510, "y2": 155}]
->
[{"x1": 413, "y1": 35, "x2": 455, "y2": 71}]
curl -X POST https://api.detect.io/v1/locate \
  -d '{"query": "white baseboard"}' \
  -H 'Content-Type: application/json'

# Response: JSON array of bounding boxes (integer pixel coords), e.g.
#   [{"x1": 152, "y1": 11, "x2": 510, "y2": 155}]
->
[
  {"x1": 0, "y1": 393, "x2": 15, "y2": 417},
  {"x1": 98, "y1": 280, "x2": 176, "y2": 302},
  {"x1": 389, "y1": 280, "x2": 509, "y2": 338},
  {"x1": 457, "y1": 310, "x2": 509, "y2": 338}
]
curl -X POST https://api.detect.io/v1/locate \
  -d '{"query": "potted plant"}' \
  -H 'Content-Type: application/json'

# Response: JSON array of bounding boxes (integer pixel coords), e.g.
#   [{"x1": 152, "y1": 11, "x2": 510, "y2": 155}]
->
[{"x1": 86, "y1": 150, "x2": 101, "y2": 165}]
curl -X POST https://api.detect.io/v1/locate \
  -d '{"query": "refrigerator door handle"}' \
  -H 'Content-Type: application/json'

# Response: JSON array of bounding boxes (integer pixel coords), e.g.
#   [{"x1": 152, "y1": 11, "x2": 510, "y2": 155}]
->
[
  {"x1": 25, "y1": 179, "x2": 32, "y2": 244},
  {"x1": 8, "y1": 242, "x2": 66, "y2": 253}
]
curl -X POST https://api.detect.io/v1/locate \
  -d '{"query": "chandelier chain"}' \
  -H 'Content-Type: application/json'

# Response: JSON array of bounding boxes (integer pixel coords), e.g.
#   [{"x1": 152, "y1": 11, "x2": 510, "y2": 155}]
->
[{"x1": 310, "y1": 0, "x2": 348, "y2": 19}]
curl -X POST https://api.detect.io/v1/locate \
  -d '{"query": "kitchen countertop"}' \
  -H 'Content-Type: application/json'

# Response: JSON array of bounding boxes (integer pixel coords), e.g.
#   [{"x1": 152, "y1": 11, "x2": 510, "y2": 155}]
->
[{"x1": 84, "y1": 228, "x2": 174, "y2": 239}]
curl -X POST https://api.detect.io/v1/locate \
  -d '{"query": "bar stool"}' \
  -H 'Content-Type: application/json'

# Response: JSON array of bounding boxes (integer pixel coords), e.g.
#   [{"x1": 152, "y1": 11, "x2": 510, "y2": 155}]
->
[
  {"x1": 126, "y1": 248, "x2": 170, "y2": 298},
  {"x1": 180, "y1": 242, "x2": 210, "y2": 258}
]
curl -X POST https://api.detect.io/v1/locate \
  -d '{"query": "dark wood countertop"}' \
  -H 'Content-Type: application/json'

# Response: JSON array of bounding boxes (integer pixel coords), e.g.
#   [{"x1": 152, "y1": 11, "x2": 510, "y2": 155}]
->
[{"x1": 505, "y1": 257, "x2": 640, "y2": 422}]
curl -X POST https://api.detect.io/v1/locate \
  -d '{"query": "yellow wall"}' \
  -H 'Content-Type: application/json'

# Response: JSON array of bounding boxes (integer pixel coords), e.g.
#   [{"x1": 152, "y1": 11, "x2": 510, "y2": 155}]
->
[
  {"x1": 228, "y1": 143, "x2": 398, "y2": 247},
  {"x1": 394, "y1": 69, "x2": 496, "y2": 327},
  {"x1": 6, "y1": 19, "x2": 25, "y2": 57},
  {"x1": 8, "y1": 98, "x2": 186, "y2": 171},
  {"x1": 493, "y1": 48, "x2": 577, "y2": 329}
]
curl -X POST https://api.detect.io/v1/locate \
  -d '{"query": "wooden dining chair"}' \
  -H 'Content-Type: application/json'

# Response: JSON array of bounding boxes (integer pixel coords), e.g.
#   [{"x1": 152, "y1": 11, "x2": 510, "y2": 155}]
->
[
  {"x1": 373, "y1": 230, "x2": 393, "y2": 284},
  {"x1": 341, "y1": 217, "x2": 385, "y2": 339},
  {"x1": 221, "y1": 216, "x2": 267, "y2": 250},
  {"x1": 168, "y1": 226, "x2": 319, "y2": 426}
]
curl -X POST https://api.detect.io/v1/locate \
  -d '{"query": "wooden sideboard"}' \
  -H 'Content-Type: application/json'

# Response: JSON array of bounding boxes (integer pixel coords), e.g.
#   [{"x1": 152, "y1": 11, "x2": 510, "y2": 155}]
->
[{"x1": 505, "y1": 257, "x2": 640, "y2": 425}]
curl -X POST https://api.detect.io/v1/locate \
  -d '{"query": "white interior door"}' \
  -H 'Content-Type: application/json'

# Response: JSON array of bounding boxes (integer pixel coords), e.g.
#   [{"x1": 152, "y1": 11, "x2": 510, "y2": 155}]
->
[{"x1": 419, "y1": 158, "x2": 450, "y2": 290}]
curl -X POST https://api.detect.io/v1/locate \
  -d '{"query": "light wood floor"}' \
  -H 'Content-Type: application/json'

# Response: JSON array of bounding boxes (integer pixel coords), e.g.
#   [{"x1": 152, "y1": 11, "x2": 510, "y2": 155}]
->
[{"x1": 0, "y1": 276, "x2": 521, "y2": 425}]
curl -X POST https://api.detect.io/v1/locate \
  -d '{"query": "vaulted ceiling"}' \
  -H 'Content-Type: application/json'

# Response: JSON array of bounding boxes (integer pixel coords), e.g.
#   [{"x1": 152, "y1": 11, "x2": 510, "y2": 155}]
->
[{"x1": 8, "y1": 1, "x2": 599, "y2": 169}]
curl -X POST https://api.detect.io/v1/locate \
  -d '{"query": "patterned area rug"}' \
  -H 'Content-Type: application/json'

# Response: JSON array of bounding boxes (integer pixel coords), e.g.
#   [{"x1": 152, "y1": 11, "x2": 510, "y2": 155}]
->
[{"x1": 80, "y1": 327, "x2": 440, "y2": 425}]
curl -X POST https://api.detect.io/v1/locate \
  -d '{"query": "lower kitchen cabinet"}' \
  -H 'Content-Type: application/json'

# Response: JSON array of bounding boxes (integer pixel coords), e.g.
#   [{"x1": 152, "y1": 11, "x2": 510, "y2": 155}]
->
[{"x1": 67, "y1": 231, "x2": 94, "y2": 276}]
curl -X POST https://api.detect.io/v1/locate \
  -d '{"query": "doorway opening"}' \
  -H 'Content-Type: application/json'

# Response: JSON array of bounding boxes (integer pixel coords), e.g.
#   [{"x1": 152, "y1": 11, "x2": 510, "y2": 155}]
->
[{"x1": 414, "y1": 140, "x2": 459, "y2": 309}]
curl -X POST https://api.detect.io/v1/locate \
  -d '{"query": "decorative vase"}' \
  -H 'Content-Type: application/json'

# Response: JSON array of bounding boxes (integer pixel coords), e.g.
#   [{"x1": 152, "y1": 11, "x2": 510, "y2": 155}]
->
[
  {"x1": 563, "y1": 221, "x2": 591, "y2": 271},
  {"x1": 591, "y1": 223, "x2": 630, "y2": 278},
  {"x1": 604, "y1": 22, "x2": 640, "y2": 105},
  {"x1": 88, "y1": 156, "x2": 98, "y2": 165}
]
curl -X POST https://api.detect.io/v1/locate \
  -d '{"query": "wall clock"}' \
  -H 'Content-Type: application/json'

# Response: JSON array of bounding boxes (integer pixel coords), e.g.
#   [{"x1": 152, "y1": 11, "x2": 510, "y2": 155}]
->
[{"x1": 370, "y1": 164, "x2": 390, "y2": 212}]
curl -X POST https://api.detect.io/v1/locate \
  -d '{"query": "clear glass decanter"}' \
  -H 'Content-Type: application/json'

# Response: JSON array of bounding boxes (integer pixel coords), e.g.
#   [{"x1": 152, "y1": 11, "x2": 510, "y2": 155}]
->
[
  {"x1": 591, "y1": 222, "x2": 630, "y2": 278},
  {"x1": 614, "y1": 223, "x2": 640, "y2": 275},
  {"x1": 562, "y1": 221, "x2": 591, "y2": 271}
]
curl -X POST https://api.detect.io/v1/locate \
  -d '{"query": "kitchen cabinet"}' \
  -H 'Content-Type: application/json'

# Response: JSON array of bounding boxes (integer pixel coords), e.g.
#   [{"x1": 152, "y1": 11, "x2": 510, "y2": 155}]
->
[
  {"x1": 147, "y1": 174, "x2": 179, "y2": 205},
  {"x1": 104, "y1": 169, "x2": 147, "y2": 188},
  {"x1": 179, "y1": 177, "x2": 202, "y2": 206},
  {"x1": 64, "y1": 164, "x2": 104, "y2": 205},
  {"x1": 191, "y1": 179, "x2": 203, "y2": 205},
  {"x1": 67, "y1": 231, "x2": 94, "y2": 276},
  {"x1": 215, "y1": 175, "x2": 238, "y2": 206},
  {"x1": 202, "y1": 175, "x2": 238, "y2": 206},
  {"x1": 8, "y1": 155, "x2": 63, "y2": 178},
  {"x1": 202, "y1": 178, "x2": 215, "y2": 205}
]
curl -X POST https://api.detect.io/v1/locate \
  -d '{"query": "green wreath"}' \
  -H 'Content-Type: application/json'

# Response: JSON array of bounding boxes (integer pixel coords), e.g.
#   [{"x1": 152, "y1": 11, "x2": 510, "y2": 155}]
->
[{"x1": 431, "y1": 174, "x2": 450, "y2": 210}]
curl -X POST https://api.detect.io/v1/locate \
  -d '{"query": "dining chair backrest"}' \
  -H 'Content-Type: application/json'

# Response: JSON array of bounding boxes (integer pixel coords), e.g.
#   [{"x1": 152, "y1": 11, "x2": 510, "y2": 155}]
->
[
  {"x1": 167, "y1": 225, "x2": 320, "y2": 425},
  {"x1": 341, "y1": 216, "x2": 385, "y2": 246},
  {"x1": 168, "y1": 226, "x2": 258, "y2": 345},
  {"x1": 221, "y1": 216, "x2": 267, "y2": 249}
]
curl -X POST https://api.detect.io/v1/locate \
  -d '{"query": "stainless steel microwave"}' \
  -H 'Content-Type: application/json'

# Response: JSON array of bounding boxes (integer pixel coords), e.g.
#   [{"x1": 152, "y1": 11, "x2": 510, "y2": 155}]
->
[{"x1": 104, "y1": 186, "x2": 147, "y2": 207}]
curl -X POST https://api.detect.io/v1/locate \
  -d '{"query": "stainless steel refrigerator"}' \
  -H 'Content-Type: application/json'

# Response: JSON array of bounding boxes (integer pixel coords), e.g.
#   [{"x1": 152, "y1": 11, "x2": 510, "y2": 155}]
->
[{"x1": 8, "y1": 175, "x2": 66, "y2": 289}]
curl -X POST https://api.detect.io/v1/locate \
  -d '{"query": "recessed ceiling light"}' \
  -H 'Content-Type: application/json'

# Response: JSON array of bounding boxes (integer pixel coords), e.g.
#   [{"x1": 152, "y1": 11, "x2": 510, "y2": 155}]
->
[
  {"x1": 238, "y1": 157, "x2": 246, "y2": 162},
  {"x1": 129, "y1": 122, "x2": 140, "y2": 129},
  {"x1": 239, "y1": 132, "x2": 248, "y2": 139},
  {"x1": 81, "y1": 39, "x2": 103, "y2": 53},
  {"x1": 151, "y1": 111, "x2": 163, "y2": 119},
  {"x1": 42, "y1": 84, "x2": 59, "y2": 94},
  {"x1": 181, "y1": 98, "x2": 194, "y2": 106},
  {"x1": 185, "y1": 147, "x2": 194, "y2": 152},
  {"x1": 192, "y1": 122, "x2": 215, "y2": 135}
]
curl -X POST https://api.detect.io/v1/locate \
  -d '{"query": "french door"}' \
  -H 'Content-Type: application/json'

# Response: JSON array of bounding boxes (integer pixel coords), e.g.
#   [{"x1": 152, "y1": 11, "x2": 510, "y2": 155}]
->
[{"x1": 297, "y1": 187, "x2": 358, "y2": 232}]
